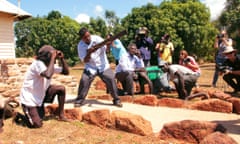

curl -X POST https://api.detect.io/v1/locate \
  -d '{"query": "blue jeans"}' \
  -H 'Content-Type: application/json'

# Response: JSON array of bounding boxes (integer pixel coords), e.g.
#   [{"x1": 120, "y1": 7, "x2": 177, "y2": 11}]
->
[{"x1": 212, "y1": 56, "x2": 226, "y2": 86}]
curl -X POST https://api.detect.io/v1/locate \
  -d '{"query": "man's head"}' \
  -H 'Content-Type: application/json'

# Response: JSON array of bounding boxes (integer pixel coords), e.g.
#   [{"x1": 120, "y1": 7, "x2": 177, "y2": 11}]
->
[
  {"x1": 78, "y1": 27, "x2": 91, "y2": 44},
  {"x1": 158, "y1": 61, "x2": 168, "y2": 72},
  {"x1": 36, "y1": 45, "x2": 56, "y2": 66},
  {"x1": 127, "y1": 43, "x2": 138, "y2": 55},
  {"x1": 223, "y1": 46, "x2": 237, "y2": 60},
  {"x1": 161, "y1": 34, "x2": 170, "y2": 44}
]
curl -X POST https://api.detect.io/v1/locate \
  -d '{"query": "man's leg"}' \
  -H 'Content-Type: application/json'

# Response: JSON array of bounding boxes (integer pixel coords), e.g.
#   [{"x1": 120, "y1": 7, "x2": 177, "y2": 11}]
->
[
  {"x1": 184, "y1": 75, "x2": 198, "y2": 96},
  {"x1": 173, "y1": 78, "x2": 187, "y2": 99},
  {"x1": 138, "y1": 72, "x2": 153, "y2": 94},
  {"x1": 223, "y1": 74, "x2": 239, "y2": 92},
  {"x1": 223, "y1": 74, "x2": 240, "y2": 92},
  {"x1": 21, "y1": 104, "x2": 42, "y2": 128},
  {"x1": 116, "y1": 71, "x2": 134, "y2": 95},
  {"x1": 45, "y1": 85, "x2": 68, "y2": 120},
  {"x1": 75, "y1": 70, "x2": 95, "y2": 106},
  {"x1": 100, "y1": 68, "x2": 122, "y2": 107}
]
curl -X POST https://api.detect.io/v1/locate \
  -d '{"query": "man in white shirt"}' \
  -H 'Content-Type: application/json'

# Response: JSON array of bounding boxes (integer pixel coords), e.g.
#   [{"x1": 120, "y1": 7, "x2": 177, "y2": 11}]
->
[
  {"x1": 160, "y1": 62, "x2": 199, "y2": 99},
  {"x1": 74, "y1": 27, "x2": 122, "y2": 107},
  {"x1": 18, "y1": 45, "x2": 70, "y2": 128},
  {"x1": 115, "y1": 43, "x2": 153, "y2": 95}
]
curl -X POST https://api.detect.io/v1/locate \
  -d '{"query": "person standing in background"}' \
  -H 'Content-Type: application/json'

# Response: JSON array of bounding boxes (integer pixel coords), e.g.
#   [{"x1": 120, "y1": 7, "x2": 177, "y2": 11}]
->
[
  {"x1": 157, "y1": 34, "x2": 174, "y2": 64},
  {"x1": 135, "y1": 27, "x2": 154, "y2": 67},
  {"x1": 106, "y1": 33, "x2": 127, "y2": 65},
  {"x1": 211, "y1": 30, "x2": 232, "y2": 87}
]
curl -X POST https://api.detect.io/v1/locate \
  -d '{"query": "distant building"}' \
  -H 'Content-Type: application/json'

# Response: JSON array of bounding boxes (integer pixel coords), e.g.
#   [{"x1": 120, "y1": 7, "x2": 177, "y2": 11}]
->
[{"x1": 0, "y1": 0, "x2": 31, "y2": 58}]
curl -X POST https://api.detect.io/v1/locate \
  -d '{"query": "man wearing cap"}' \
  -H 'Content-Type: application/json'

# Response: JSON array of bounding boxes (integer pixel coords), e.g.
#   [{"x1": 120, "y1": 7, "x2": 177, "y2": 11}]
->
[
  {"x1": 221, "y1": 46, "x2": 240, "y2": 95},
  {"x1": 17, "y1": 45, "x2": 70, "y2": 128},
  {"x1": 135, "y1": 27, "x2": 154, "y2": 67},
  {"x1": 74, "y1": 27, "x2": 122, "y2": 107}
]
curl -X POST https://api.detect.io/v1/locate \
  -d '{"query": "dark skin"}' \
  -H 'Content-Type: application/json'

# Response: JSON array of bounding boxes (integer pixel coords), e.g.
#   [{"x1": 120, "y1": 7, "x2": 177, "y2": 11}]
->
[
  {"x1": 81, "y1": 31, "x2": 114, "y2": 63},
  {"x1": 40, "y1": 49, "x2": 69, "y2": 121},
  {"x1": 129, "y1": 46, "x2": 153, "y2": 94},
  {"x1": 40, "y1": 50, "x2": 69, "y2": 79}
]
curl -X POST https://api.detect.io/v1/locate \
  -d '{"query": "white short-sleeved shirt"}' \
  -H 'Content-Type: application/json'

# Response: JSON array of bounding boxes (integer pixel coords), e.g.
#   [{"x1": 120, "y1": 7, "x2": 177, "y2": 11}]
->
[
  {"x1": 116, "y1": 53, "x2": 144, "y2": 73},
  {"x1": 168, "y1": 64, "x2": 196, "y2": 81},
  {"x1": 20, "y1": 60, "x2": 62, "y2": 107},
  {"x1": 77, "y1": 35, "x2": 109, "y2": 75}
]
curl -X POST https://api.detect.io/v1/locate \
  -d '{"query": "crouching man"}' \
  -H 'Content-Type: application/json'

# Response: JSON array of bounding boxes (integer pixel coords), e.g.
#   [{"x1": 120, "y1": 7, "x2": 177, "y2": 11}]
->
[
  {"x1": 16, "y1": 45, "x2": 70, "y2": 128},
  {"x1": 160, "y1": 62, "x2": 199, "y2": 99}
]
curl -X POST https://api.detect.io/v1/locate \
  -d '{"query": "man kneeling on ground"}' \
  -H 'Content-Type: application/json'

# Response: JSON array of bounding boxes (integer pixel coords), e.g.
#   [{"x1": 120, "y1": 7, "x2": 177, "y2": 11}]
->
[{"x1": 15, "y1": 45, "x2": 70, "y2": 128}]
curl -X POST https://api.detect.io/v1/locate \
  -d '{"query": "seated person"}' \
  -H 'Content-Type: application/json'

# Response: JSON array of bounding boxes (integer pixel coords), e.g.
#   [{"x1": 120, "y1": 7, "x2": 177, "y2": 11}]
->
[
  {"x1": 221, "y1": 46, "x2": 240, "y2": 95},
  {"x1": 160, "y1": 62, "x2": 199, "y2": 99},
  {"x1": 115, "y1": 43, "x2": 153, "y2": 95}
]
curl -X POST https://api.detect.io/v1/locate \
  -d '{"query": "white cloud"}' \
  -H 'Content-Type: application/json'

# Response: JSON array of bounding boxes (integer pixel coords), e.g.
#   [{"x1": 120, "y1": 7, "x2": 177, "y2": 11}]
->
[
  {"x1": 202, "y1": 0, "x2": 226, "y2": 21},
  {"x1": 94, "y1": 5, "x2": 104, "y2": 17},
  {"x1": 75, "y1": 13, "x2": 90, "y2": 24}
]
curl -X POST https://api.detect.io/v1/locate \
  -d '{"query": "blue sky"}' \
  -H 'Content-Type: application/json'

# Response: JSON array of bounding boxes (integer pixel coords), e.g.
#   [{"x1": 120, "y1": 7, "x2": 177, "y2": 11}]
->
[{"x1": 8, "y1": 0, "x2": 226, "y2": 23}]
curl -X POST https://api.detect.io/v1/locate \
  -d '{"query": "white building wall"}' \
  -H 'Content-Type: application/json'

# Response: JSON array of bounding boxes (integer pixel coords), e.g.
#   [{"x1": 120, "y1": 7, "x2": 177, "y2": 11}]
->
[{"x1": 0, "y1": 12, "x2": 16, "y2": 58}]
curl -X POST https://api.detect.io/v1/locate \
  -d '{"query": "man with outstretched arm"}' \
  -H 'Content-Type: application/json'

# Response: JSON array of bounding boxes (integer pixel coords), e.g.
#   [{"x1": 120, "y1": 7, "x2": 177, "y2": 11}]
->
[{"x1": 74, "y1": 27, "x2": 123, "y2": 107}]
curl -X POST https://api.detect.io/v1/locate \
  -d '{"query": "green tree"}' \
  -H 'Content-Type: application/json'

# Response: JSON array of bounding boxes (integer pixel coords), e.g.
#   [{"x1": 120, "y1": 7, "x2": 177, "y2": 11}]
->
[
  {"x1": 219, "y1": 0, "x2": 240, "y2": 33},
  {"x1": 104, "y1": 10, "x2": 120, "y2": 33},
  {"x1": 217, "y1": 0, "x2": 240, "y2": 51},
  {"x1": 121, "y1": 1, "x2": 217, "y2": 63},
  {"x1": 47, "y1": 10, "x2": 62, "y2": 20},
  {"x1": 14, "y1": 11, "x2": 80, "y2": 66}
]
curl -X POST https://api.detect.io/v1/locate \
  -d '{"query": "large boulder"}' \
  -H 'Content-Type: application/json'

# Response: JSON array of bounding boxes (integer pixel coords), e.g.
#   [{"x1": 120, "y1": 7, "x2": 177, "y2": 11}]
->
[
  {"x1": 133, "y1": 95, "x2": 158, "y2": 106},
  {"x1": 188, "y1": 99, "x2": 232, "y2": 113},
  {"x1": 82, "y1": 109, "x2": 112, "y2": 128},
  {"x1": 157, "y1": 97, "x2": 185, "y2": 108},
  {"x1": 45, "y1": 104, "x2": 82, "y2": 120},
  {"x1": 199, "y1": 132, "x2": 238, "y2": 144},
  {"x1": 226, "y1": 97, "x2": 240, "y2": 114},
  {"x1": 159, "y1": 120, "x2": 226, "y2": 144},
  {"x1": 111, "y1": 110, "x2": 153, "y2": 136}
]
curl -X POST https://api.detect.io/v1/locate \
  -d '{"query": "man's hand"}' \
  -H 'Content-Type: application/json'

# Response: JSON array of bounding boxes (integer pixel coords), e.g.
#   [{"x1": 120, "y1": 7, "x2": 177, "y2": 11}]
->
[
  {"x1": 50, "y1": 50, "x2": 57, "y2": 59},
  {"x1": 223, "y1": 69, "x2": 232, "y2": 75},
  {"x1": 56, "y1": 50, "x2": 64, "y2": 59}
]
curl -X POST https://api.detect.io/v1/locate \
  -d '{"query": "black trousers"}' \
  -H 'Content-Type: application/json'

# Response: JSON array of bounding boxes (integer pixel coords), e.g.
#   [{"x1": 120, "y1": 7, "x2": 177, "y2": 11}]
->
[
  {"x1": 77, "y1": 68, "x2": 120, "y2": 103},
  {"x1": 223, "y1": 73, "x2": 240, "y2": 92}
]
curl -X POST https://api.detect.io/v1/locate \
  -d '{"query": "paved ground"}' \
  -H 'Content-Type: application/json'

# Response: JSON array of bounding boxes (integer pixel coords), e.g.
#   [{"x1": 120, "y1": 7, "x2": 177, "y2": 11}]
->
[{"x1": 63, "y1": 96, "x2": 240, "y2": 142}]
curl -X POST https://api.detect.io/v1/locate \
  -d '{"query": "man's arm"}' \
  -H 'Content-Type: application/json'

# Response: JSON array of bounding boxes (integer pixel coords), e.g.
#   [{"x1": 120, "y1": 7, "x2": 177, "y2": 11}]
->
[
  {"x1": 40, "y1": 50, "x2": 57, "y2": 79},
  {"x1": 175, "y1": 71, "x2": 187, "y2": 95},
  {"x1": 84, "y1": 30, "x2": 127, "y2": 63},
  {"x1": 57, "y1": 51, "x2": 69, "y2": 75}
]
